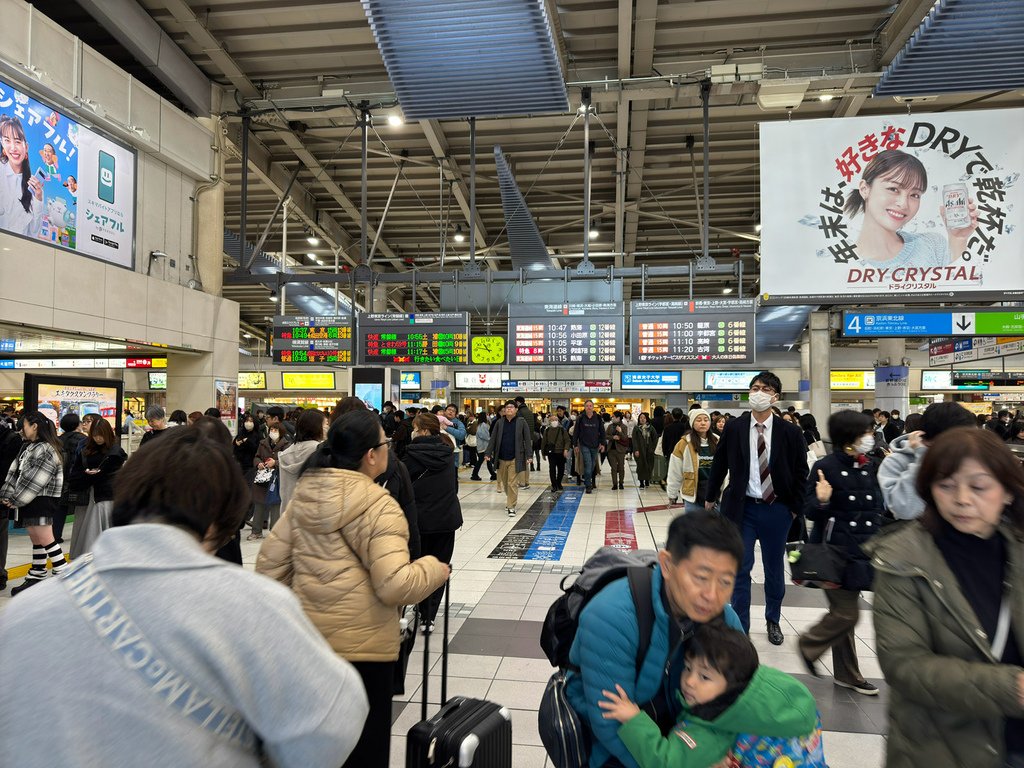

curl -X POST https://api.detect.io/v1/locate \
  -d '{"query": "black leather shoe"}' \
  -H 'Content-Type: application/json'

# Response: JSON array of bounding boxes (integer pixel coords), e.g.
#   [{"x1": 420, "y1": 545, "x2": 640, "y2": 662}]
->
[
  {"x1": 767, "y1": 620, "x2": 785, "y2": 646},
  {"x1": 797, "y1": 643, "x2": 820, "y2": 677}
]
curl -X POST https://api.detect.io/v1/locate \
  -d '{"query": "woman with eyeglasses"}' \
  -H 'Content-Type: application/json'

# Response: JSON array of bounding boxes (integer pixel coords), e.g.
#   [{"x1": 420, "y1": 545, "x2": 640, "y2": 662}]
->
[
  {"x1": 402, "y1": 411, "x2": 463, "y2": 633},
  {"x1": 256, "y1": 410, "x2": 449, "y2": 768}
]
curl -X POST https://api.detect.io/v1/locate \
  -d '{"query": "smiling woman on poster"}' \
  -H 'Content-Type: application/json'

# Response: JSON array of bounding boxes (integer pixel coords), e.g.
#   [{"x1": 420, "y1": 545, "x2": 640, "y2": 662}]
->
[
  {"x1": 843, "y1": 149, "x2": 978, "y2": 268},
  {"x1": 0, "y1": 115, "x2": 44, "y2": 238}
]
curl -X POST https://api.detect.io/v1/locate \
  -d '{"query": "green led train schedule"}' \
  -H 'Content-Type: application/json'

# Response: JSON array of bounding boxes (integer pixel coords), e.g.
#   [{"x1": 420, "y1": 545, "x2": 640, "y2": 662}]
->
[{"x1": 357, "y1": 312, "x2": 470, "y2": 365}]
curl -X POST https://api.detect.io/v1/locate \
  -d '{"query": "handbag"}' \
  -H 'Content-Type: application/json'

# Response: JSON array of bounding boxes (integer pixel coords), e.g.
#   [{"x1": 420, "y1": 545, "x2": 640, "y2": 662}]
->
[
  {"x1": 465, "y1": 434, "x2": 477, "y2": 448},
  {"x1": 808, "y1": 440, "x2": 827, "y2": 459},
  {"x1": 654, "y1": 435, "x2": 664, "y2": 457},
  {"x1": 786, "y1": 541, "x2": 847, "y2": 589},
  {"x1": 253, "y1": 467, "x2": 274, "y2": 485},
  {"x1": 263, "y1": 471, "x2": 281, "y2": 506}
]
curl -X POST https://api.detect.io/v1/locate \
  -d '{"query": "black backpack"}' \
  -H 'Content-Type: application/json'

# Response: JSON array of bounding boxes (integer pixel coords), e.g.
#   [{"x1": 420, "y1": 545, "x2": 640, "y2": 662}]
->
[{"x1": 540, "y1": 546, "x2": 659, "y2": 672}]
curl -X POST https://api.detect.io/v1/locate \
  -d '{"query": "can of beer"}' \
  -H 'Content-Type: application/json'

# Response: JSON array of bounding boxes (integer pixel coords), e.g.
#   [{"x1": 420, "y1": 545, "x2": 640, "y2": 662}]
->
[{"x1": 942, "y1": 183, "x2": 971, "y2": 229}]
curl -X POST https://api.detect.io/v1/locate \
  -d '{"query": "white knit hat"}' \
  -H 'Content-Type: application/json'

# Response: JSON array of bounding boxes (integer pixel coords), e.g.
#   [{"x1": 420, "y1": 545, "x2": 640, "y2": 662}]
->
[{"x1": 688, "y1": 408, "x2": 711, "y2": 424}]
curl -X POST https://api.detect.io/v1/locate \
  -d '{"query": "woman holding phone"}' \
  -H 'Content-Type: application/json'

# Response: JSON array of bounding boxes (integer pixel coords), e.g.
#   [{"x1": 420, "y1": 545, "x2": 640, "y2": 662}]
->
[
  {"x1": 0, "y1": 115, "x2": 44, "y2": 237},
  {"x1": 68, "y1": 417, "x2": 127, "y2": 559}
]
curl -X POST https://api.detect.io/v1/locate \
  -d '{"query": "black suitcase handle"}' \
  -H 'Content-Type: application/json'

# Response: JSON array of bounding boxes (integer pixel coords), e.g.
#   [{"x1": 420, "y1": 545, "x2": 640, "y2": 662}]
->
[{"x1": 421, "y1": 578, "x2": 450, "y2": 721}]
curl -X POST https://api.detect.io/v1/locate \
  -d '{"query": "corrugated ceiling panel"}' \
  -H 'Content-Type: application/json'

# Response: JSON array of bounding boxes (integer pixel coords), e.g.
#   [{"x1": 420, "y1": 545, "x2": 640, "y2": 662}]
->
[
  {"x1": 494, "y1": 146, "x2": 554, "y2": 271},
  {"x1": 875, "y1": 0, "x2": 1024, "y2": 95},
  {"x1": 361, "y1": 0, "x2": 568, "y2": 120}
]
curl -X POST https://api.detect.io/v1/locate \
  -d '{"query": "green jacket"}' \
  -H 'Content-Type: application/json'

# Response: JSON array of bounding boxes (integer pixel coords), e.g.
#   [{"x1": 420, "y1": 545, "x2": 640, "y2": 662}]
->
[
  {"x1": 617, "y1": 666, "x2": 818, "y2": 768},
  {"x1": 864, "y1": 521, "x2": 1024, "y2": 768}
]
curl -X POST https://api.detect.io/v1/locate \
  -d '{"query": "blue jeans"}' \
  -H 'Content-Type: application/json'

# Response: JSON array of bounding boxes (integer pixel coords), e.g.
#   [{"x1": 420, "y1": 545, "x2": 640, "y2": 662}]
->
[
  {"x1": 579, "y1": 446, "x2": 600, "y2": 488},
  {"x1": 732, "y1": 499, "x2": 792, "y2": 631}
]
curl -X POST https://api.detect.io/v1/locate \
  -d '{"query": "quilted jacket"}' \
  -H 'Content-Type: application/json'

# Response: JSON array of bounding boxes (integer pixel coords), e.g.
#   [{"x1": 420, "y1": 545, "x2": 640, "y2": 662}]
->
[
  {"x1": 865, "y1": 521, "x2": 1024, "y2": 768},
  {"x1": 255, "y1": 468, "x2": 449, "y2": 662}
]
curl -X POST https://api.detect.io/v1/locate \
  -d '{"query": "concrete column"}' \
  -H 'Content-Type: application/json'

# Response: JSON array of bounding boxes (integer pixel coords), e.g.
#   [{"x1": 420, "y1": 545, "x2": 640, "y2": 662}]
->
[
  {"x1": 875, "y1": 338, "x2": 910, "y2": 416},
  {"x1": 167, "y1": 344, "x2": 239, "y2": 430},
  {"x1": 195, "y1": 116, "x2": 225, "y2": 296},
  {"x1": 808, "y1": 311, "x2": 831, "y2": 436}
]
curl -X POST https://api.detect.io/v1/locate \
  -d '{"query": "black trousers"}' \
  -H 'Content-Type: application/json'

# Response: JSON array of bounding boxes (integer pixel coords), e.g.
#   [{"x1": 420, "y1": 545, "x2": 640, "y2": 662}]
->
[
  {"x1": 0, "y1": 512, "x2": 7, "y2": 584},
  {"x1": 343, "y1": 660, "x2": 395, "y2": 768},
  {"x1": 215, "y1": 532, "x2": 243, "y2": 565},
  {"x1": 472, "y1": 451, "x2": 495, "y2": 479},
  {"x1": 52, "y1": 503, "x2": 71, "y2": 542},
  {"x1": 547, "y1": 452, "x2": 566, "y2": 486},
  {"x1": 419, "y1": 530, "x2": 455, "y2": 624}
]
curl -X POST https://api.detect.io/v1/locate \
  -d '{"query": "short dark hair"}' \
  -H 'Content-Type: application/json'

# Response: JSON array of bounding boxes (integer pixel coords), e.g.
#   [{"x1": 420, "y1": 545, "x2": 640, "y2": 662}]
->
[
  {"x1": 296, "y1": 409, "x2": 328, "y2": 442},
  {"x1": 302, "y1": 409, "x2": 382, "y2": 475},
  {"x1": 917, "y1": 427, "x2": 1024, "y2": 532},
  {"x1": 686, "y1": 620, "x2": 759, "y2": 691},
  {"x1": 798, "y1": 413, "x2": 817, "y2": 431},
  {"x1": 430, "y1": 405, "x2": 444, "y2": 414},
  {"x1": 203, "y1": 407, "x2": 221, "y2": 419},
  {"x1": 664, "y1": 510, "x2": 743, "y2": 569},
  {"x1": 878, "y1": 411, "x2": 890, "y2": 421},
  {"x1": 168, "y1": 409, "x2": 187, "y2": 424},
  {"x1": 828, "y1": 410, "x2": 873, "y2": 449},
  {"x1": 672, "y1": 408, "x2": 685, "y2": 420},
  {"x1": 112, "y1": 428, "x2": 249, "y2": 548},
  {"x1": 266, "y1": 406, "x2": 285, "y2": 420},
  {"x1": 891, "y1": 409, "x2": 901, "y2": 417},
  {"x1": 919, "y1": 401, "x2": 977, "y2": 441},
  {"x1": 514, "y1": 396, "x2": 525, "y2": 406},
  {"x1": 59, "y1": 413, "x2": 80, "y2": 433},
  {"x1": 330, "y1": 396, "x2": 367, "y2": 423},
  {"x1": 189, "y1": 416, "x2": 232, "y2": 446},
  {"x1": 903, "y1": 413, "x2": 923, "y2": 433},
  {"x1": 749, "y1": 371, "x2": 782, "y2": 397}
]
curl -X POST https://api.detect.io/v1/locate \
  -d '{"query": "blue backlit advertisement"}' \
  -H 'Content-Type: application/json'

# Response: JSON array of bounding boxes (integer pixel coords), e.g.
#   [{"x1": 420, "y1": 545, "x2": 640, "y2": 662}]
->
[{"x1": 620, "y1": 371, "x2": 682, "y2": 391}]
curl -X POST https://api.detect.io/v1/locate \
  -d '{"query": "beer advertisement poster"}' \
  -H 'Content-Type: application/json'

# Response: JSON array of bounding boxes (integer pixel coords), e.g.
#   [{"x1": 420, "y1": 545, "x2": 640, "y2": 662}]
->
[{"x1": 758, "y1": 108, "x2": 1023, "y2": 304}]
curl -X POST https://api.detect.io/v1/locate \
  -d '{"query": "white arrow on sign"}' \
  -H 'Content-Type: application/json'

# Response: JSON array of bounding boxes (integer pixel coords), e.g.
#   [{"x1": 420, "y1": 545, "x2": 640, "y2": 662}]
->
[{"x1": 953, "y1": 312, "x2": 975, "y2": 335}]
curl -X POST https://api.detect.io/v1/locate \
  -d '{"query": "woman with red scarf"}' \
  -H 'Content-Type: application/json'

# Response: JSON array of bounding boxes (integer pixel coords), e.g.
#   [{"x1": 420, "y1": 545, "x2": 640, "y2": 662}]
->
[{"x1": 798, "y1": 409, "x2": 890, "y2": 696}]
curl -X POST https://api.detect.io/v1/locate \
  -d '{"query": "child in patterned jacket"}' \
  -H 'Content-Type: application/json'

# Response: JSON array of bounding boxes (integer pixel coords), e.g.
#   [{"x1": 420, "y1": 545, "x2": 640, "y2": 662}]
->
[{"x1": 599, "y1": 621, "x2": 826, "y2": 768}]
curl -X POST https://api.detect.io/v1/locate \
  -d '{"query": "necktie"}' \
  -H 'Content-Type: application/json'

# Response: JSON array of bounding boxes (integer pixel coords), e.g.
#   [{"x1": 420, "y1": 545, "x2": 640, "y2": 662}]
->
[{"x1": 755, "y1": 423, "x2": 776, "y2": 503}]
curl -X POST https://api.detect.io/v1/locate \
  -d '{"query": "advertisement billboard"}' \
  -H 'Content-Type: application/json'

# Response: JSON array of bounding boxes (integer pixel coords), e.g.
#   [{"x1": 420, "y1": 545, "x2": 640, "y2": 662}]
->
[
  {"x1": 237, "y1": 372, "x2": 267, "y2": 390},
  {"x1": 400, "y1": 371, "x2": 421, "y2": 390},
  {"x1": 703, "y1": 371, "x2": 758, "y2": 391},
  {"x1": 620, "y1": 371, "x2": 682, "y2": 391},
  {"x1": 0, "y1": 77, "x2": 136, "y2": 268},
  {"x1": 454, "y1": 371, "x2": 505, "y2": 390},
  {"x1": 829, "y1": 370, "x2": 876, "y2": 391},
  {"x1": 147, "y1": 371, "x2": 167, "y2": 390},
  {"x1": 281, "y1": 372, "x2": 336, "y2": 390},
  {"x1": 23, "y1": 373, "x2": 122, "y2": 432},
  {"x1": 760, "y1": 109, "x2": 1024, "y2": 303}
]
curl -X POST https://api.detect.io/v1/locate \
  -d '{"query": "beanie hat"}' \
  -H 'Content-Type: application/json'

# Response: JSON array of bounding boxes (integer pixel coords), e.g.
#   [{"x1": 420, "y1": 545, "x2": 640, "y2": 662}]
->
[{"x1": 689, "y1": 408, "x2": 711, "y2": 425}]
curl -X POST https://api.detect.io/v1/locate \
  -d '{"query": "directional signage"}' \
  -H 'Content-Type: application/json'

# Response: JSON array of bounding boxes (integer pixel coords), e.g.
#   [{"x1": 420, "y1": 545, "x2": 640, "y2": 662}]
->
[
  {"x1": 508, "y1": 303, "x2": 623, "y2": 365},
  {"x1": 953, "y1": 371, "x2": 1024, "y2": 388},
  {"x1": 842, "y1": 308, "x2": 1024, "y2": 338},
  {"x1": 272, "y1": 314, "x2": 353, "y2": 364},
  {"x1": 357, "y1": 312, "x2": 469, "y2": 365},
  {"x1": 630, "y1": 299, "x2": 755, "y2": 364}
]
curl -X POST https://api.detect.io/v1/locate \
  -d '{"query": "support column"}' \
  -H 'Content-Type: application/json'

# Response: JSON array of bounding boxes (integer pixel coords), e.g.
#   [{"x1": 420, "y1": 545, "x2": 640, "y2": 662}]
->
[
  {"x1": 195, "y1": 116, "x2": 225, "y2": 296},
  {"x1": 808, "y1": 311, "x2": 831, "y2": 436},
  {"x1": 167, "y1": 344, "x2": 239, "y2": 430},
  {"x1": 875, "y1": 338, "x2": 910, "y2": 416}
]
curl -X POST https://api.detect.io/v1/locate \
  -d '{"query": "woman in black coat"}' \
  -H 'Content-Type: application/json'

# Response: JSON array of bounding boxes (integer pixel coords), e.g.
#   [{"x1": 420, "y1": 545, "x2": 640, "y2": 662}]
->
[
  {"x1": 68, "y1": 417, "x2": 127, "y2": 559},
  {"x1": 798, "y1": 409, "x2": 889, "y2": 696},
  {"x1": 402, "y1": 411, "x2": 462, "y2": 632},
  {"x1": 232, "y1": 413, "x2": 261, "y2": 475}
]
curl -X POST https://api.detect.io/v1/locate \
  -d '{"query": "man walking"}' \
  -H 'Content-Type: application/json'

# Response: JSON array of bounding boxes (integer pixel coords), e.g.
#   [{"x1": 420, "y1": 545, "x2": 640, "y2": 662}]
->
[
  {"x1": 705, "y1": 371, "x2": 808, "y2": 644},
  {"x1": 605, "y1": 412, "x2": 629, "y2": 491},
  {"x1": 484, "y1": 401, "x2": 532, "y2": 516},
  {"x1": 571, "y1": 400, "x2": 606, "y2": 493}
]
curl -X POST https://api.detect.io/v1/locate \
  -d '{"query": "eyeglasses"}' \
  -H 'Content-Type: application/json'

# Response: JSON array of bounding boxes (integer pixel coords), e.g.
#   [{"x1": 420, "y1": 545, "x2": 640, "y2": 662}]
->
[
  {"x1": 373, "y1": 438, "x2": 392, "y2": 450},
  {"x1": 749, "y1": 385, "x2": 777, "y2": 395}
]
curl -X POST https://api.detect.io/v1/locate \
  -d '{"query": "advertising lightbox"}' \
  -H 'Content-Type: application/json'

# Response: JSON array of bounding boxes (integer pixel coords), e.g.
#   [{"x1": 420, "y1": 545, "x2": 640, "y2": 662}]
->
[
  {"x1": 147, "y1": 371, "x2": 167, "y2": 390},
  {"x1": 620, "y1": 371, "x2": 682, "y2": 391},
  {"x1": 829, "y1": 371, "x2": 876, "y2": 391},
  {"x1": 281, "y1": 372, "x2": 336, "y2": 390},
  {"x1": 24, "y1": 373, "x2": 122, "y2": 432},
  {"x1": 703, "y1": 371, "x2": 758, "y2": 391},
  {"x1": 400, "y1": 371, "x2": 421, "y2": 390},
  {"x1": 454, "y1": 371, "x2": 504, "y2": 390},
  {"x1": 237, "y1": 372, "x2": 267, "y2": 390}
]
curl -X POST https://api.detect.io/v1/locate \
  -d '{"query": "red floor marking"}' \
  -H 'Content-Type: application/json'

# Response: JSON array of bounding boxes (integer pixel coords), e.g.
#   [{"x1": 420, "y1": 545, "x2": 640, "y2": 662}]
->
[{"x1": 605, "y1": 504, "x2": 679, "y2": 550}]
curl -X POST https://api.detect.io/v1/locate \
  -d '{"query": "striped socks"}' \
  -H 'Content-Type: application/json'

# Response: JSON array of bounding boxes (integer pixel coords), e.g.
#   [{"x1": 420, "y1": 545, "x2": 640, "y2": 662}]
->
[{"x1": 28, "y1": 541, "x2": 67, "y2": 579}]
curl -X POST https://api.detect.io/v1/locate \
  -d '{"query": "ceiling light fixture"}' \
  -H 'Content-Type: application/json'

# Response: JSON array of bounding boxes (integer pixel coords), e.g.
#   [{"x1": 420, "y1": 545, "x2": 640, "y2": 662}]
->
[
  {"x1": 453, "y1": 224, "x2": 466, "y2": 243},
  {"x1": 818, "y1": 94, "x2": 835, "y2": 102},
  {"x1": 387, "y1": 110, "x2": 404, "y2": 127},
  {"x1": 722, "y1": 287, "x2": 734, "y2": 294},
  {"x1": 306, "y1": 234, "x2": 320, "y2": 246},
  {"x1": 589, "y1": 221, "x2": 599, "y2": 239},
  {"x1": 755, "y1": 223, "x2": 762, "y2": 232}
]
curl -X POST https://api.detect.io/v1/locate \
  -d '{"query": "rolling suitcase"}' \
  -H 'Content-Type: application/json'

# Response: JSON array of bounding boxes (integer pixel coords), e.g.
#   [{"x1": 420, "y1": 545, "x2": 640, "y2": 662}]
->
[{"x1": 406, "y1": 580, "x2": 513, "y2": 767}]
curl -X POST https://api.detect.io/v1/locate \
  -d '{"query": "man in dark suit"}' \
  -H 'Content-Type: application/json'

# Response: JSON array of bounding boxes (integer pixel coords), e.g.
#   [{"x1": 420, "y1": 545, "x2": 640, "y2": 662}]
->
[{"x1": 705, "y1": 371, "x2": 809, "y2": 644}]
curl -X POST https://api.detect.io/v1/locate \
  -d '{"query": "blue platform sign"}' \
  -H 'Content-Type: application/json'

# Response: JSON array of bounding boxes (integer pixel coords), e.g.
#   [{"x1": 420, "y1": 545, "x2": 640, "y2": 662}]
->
[
  {"x1": 620, "y1": 371, "x2": 682, "y2": 391},
  {"x1": 842, "y1": 308, "x2": 1024, "y2": 338}
]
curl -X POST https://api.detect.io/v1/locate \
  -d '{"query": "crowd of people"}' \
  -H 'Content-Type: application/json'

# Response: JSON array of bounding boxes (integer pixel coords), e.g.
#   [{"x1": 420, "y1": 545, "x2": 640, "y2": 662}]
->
[{"x1": 1, "y1": 378, "x2": 1024, "y2": 767}]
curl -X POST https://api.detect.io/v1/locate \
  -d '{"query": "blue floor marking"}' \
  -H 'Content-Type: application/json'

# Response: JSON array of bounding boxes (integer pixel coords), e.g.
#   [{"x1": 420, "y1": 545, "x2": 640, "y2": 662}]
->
[{"x1": 523, "y1": 487, "x2": 584, "y2": 561}]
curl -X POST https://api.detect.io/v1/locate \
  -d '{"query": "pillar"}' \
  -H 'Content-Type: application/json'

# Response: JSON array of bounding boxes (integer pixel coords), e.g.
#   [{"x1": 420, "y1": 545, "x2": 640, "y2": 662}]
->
[
  {"x1": 875, "y1": 338, "x2": 910, "y2": 417},
  {"x1": 167, "y1": 343, "x2": 240, "y2": 432},
  {"x1": 196, "y1": 116, "x2": 225, "y2": 296},
  {"x1": 808, "y1": 311, "x2": 831, "y2": 436}
]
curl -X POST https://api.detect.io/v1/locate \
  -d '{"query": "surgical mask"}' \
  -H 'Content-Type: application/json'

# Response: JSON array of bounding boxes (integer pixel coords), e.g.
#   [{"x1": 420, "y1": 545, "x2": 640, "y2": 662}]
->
[
  {"x1": 244, "y1": 422, "x2": 254, "y2": 431},
  {"x1": 549, "y1": 420, "x2": 559, "y2": 427},
  {"x1": 269, "y1": 430, "x2": 280, "y2": 441},
  {"x1": 749, "y1": 391, "x2": 774, "y2": 412},
  {"x1": 854, "y1": 436, "x2": 875, "y2": 455}
]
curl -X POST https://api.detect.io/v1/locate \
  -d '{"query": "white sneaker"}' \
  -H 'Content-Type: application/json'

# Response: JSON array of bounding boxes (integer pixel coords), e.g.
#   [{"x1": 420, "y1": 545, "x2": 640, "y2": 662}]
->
[{"x1": 506, "y1": 507, "x2": 516, "y2": 516}]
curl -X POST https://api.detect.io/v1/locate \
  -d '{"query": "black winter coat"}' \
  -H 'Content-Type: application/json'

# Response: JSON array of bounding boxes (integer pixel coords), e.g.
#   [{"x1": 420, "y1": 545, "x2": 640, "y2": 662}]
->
[
  {"x1": 70, "y1": 445, "x2": 128, "y2": 503},
  {"x1": 377, "y1": 449, "x2": 420, "y2": 559},
  {"x1": 660, "y1": 420, "x2": 688, "y2": 459},
  {"x1": 403, "y1": 436, "x2": 463, "y2": 534},
  {"x1": 233, "y1": 429, "x2": 260, "y2": 475},
  {"x1": 58, "y1": 430, "x2": 85, "y2": 504},
  {"x1": 804, "y1": 450, "x2": 889, "y2": 591}
]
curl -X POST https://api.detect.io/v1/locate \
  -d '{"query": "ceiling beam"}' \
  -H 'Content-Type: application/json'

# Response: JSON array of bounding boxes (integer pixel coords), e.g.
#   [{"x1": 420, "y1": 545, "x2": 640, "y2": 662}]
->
[
  {"x1": 613, "y1": 0, "x2": 632, "y2": 264},
  {"x1": 877, "y1": 0, "x2": 937, "y2": 66},
  {"x1": 420, "y1": 120, "x2": 489, "y2": 253}
]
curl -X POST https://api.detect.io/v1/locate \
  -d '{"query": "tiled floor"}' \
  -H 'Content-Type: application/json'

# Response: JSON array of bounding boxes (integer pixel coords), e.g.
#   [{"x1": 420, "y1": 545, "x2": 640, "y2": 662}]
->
[{"x1": 2, "y1": 458, "x2": 887, "y2": 766}]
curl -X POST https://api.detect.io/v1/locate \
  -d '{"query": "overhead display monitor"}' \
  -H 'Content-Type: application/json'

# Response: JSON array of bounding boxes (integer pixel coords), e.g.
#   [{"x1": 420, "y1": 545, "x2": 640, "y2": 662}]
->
[
  {"x1": 272, "y1": 314, "x2": 353, "y2": 364},
  {"x1": 400, "y1": 371, "x2": 421, "y2": 390},
  {"x1": 281, "y1": 372, "x2": 336, "y2": 390},
  {"x1": 829, "y1": 370, "x2": 876, "y2": 391},
  {"x1": 952, "y1": 371, "x2": 1024, "y2": 388},
  {"x1": 759, "y1": 108, "x2": 1024, "y2": 304},
  {"x1": 147, "y1": 371, "x2": 167, "y2": 390},
  {"x1": 24, "y1": 373, "x2": 122, "y2": 433},
  {"x1": 357, "y1": 312, "x2": 469, "y2": 365},
  {"x1": 501, "y1": 379, "x2": 613, "y2": 394},
  {"x1": 630, "y1": 300, "x2": 755, "y2": 364},
  {"x1": 921, "y1": 370, "x2": 989, "y2": 391},
  {"x1": 703, "y1": 371, "x2": 758, "y2": 391},
  {"x1": 237, "y1": 371, "x2": 267, "y2": 390},
  {"x1": 455, "y1": 371, "x2": 504, "y2": 390},
  {"x1": 620, "y1": 371, "x2": 682, "y2": 391},
  {"x1": 0, "y1": 77, "x2": 137, "y2": 268},
  {"x1": 508, "y1": 302, "x2": 623, "y2": 365}
]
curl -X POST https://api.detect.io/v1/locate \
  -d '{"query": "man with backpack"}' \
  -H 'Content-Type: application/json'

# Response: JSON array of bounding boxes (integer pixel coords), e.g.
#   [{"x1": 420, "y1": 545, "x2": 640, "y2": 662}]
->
[{"x1": 561, "y1": 511, "x2": 745, "y2": 768}]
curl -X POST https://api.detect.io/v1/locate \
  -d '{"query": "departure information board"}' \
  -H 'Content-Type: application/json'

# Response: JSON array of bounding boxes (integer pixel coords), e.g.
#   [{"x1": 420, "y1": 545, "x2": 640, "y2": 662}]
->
[
  {"x1": 630, "y1": 300, "x2": 755, "y2": 364},
  {"x1": 272, "y1": 315, "x2": 353, "y2": 364},
  {"x1": 508, "y1": 302, "x2": 623, "y2": 365},
  {"x1": 357, "y1": 312, "x2": 469, "y2": 365}
]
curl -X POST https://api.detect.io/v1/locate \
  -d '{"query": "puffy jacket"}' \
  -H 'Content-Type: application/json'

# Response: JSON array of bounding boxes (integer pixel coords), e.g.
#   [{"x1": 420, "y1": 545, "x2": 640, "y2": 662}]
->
[
  {"x1": 255, "y1": 468, "x2": 449, "y2": 662},
  {"x1": 618, "y1": 667, "x2": 823, "y2": 768},
  {"x1": 277, "y1": 440, "x2": 319, "y2": 513},
  {"x1": 666, "y1": 434, "x2": 720, "y2": 504},
  {"x1": 377, "y1": 449, "x2": 420, "y2": 559},
  {"x1": 877, "y1": 433, "x2": 926, "y2": 520},
  {"x1": 804, "y1": 451, "x2": 889, "y2": 591},
  {"x1": 864, "y1": 521, "x2": 1024, "y2": 768},
  {"x1": 402, "y1": 436, "x2": 462, "y2": 534},
  {"x1": 565, "y1": 568, "x2": 743, "y2": 768}
]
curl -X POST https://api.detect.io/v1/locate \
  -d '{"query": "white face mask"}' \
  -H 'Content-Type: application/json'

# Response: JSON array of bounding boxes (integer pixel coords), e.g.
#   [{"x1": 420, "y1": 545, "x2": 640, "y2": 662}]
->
[
  {"x1": 269, "y1": 430, "x2": 280, "y2": 442},
  {"x1": 854, "y1": 436, "x2": 875, "y2": 455},
  {"x1": 244, "y1": 422, "x2": 254, "y2": 431},
  {"x1": 749, "y1": 391, "x2": 774, "y2": 412}
]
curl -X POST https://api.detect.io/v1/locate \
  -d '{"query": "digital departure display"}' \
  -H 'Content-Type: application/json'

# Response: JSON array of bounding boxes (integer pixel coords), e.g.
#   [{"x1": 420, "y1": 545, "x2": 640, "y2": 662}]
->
[
  {"x1": 508, "y1": 302, "x2": 623, "y2": 365},
  {"x1": 357, "y1": 312, "x2": 469, "y2": 365},
  {"x1": 272, "y1": 315, "x2": 353, "y2": 364},
  {"x1": 630, "y1": 300, "x2": 755, "y2": 364}
]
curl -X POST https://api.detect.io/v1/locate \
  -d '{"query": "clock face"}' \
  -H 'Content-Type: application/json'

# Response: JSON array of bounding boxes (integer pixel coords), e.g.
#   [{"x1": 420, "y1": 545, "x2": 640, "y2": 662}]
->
[{"x1": 471, "y1": 336, "x2": 506, "y2": 365}]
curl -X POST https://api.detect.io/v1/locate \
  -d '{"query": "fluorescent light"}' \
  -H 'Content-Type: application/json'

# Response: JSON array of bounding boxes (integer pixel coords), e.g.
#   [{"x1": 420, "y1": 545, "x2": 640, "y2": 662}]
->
[
  {"x1": 242, "y1": 332, "x2": 253, "y2": 339},
  {"x1": 269, "y1": 295, "x2": 278, "y2": 302},
  {"x1": 589, "y1": 220, "x2": 600, "y2": 239},
  {"x1": 722, "y1": 287, "x2": 734, "y2": 294},
  {"x1": 818, "y1": 94, "x2": 835, "y2": 102},
  {"x1": 307, "y1": 252, "x2": 316, "y2": 259},
  {"x1": 387, "y1": 113, "x2": 403, "y2": 127},
  {"x1": 306, "y1": 235, "x2": 320, "y2": 246},
  {"x1": 453, "y1": 225, "x2": 465, "y2": 243},
  {"x1": 755, "y1": 223, "x2": 762, "y2": 232}
]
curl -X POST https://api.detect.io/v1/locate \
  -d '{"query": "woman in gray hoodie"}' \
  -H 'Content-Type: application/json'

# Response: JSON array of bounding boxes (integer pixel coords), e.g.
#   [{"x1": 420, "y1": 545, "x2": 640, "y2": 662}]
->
[{"x1": 278, "y1": 410, "x2": 327, "y2": 514}]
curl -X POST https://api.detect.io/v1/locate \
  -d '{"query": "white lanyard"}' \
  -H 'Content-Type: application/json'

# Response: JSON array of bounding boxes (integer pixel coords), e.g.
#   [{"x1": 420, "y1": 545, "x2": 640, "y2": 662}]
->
[{"x1": 991, "y1": 596, "x2": 1011, "y2": 660}]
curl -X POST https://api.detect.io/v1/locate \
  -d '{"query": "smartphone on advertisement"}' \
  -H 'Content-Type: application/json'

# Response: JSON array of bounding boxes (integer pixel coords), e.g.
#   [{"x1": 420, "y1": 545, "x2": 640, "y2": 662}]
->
[{"x1": 98, "y1": 150, "x2": 115, "y2": 204}]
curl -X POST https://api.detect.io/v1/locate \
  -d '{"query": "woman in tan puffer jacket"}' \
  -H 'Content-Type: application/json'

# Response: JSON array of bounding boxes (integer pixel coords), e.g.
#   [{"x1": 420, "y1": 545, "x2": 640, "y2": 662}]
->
[{"x1": 256, "y1": 409, "x2": 449, "y2": 768}]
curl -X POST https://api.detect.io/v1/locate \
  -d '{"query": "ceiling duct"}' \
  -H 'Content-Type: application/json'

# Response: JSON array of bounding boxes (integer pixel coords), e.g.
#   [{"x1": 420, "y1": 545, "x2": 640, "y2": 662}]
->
[{"x1": 494, "y1": 146, "x2": 555, "y2": 271}]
